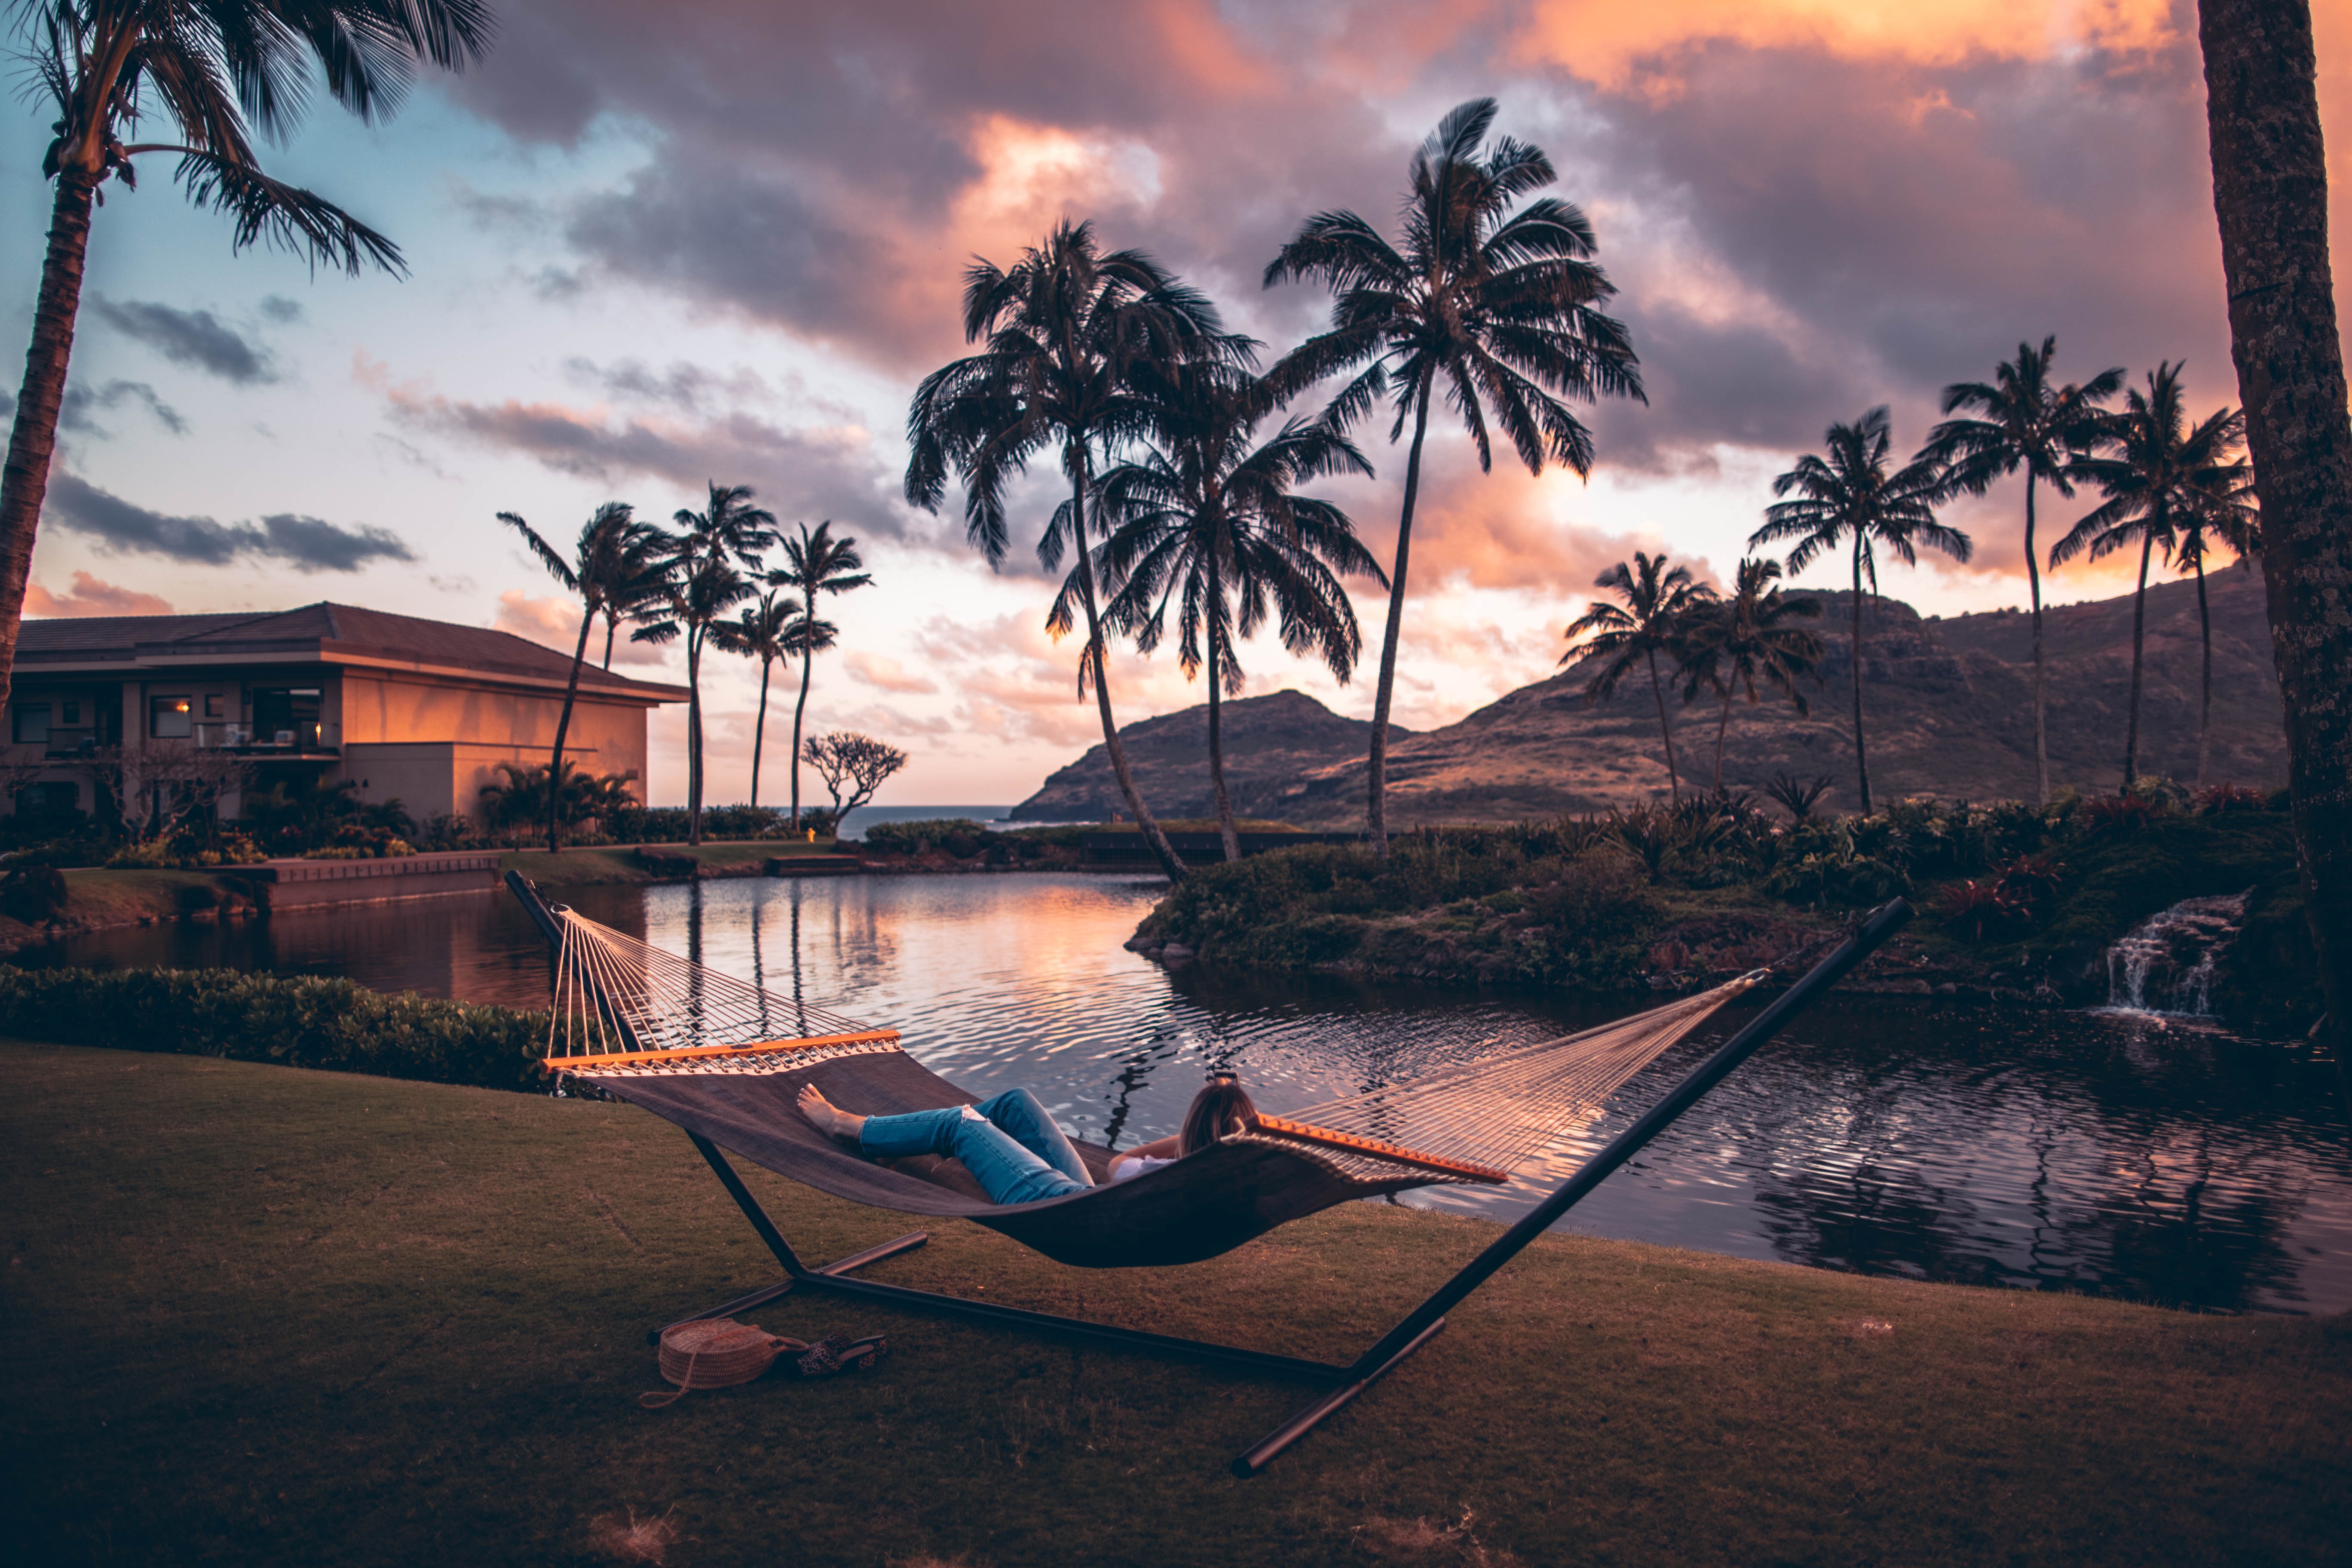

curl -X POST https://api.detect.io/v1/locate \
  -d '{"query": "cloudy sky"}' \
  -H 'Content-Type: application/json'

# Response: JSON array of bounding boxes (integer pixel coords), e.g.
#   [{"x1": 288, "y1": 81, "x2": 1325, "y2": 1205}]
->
[{"x1": 5, "y1": 0, "x2": 2346, "y2": 807}]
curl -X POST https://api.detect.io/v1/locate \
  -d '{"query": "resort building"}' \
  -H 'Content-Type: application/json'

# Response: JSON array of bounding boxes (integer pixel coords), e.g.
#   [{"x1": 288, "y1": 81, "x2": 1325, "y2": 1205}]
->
[{"x1": 4, "y1": 602, "x2": 685, "y2": 822}]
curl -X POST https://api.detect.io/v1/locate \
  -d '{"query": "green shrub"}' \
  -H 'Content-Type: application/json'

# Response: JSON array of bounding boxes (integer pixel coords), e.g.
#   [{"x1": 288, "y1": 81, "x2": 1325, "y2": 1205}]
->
[{"x1": 0, "y1": 968, "x2": 550, "y2": 1093}]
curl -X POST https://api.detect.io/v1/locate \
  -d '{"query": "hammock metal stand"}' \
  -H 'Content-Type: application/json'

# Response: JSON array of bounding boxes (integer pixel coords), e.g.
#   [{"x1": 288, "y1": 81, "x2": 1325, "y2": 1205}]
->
[{"x1": 507, "y1": 871, "x2": 1908, "y2": 1473}]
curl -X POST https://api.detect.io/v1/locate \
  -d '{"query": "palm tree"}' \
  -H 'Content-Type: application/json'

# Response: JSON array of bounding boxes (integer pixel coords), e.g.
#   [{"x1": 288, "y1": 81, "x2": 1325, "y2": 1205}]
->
[
  {"x1": 1264, "y1": 97, "x2": 1644, "y2": 855},
  {"x1": 2055, "y1": 364, "x2": 2248, "y2": 791},
  {"x1": 905, "y1": 220, "x2": 1225, "y2": 881},
  {"x1": 1678, "y1": 559, "x2": 1824, "y2": 792},
  {"x1": 2171, "y1": 481, "x2": 2262, "y2": 787},
  {"x1": 631, "y1": 549, "x2": 754, "y2": 845},
  {"x1": 1096, "y1": 360, "x2": 1387, "y2": 860},
  {"x1": 1749, "y1": 407, "x2": 1968, "y2": 815},
  {"x1": 662, "y1": 483, "x2": 775, "y2": 842},
  {"x1": 0, "y1": 2, "x2": 493, "y2": 717},
  {"x1": 711, "y1": 591, "x2": 796, "y2": 810},
  {"x1": 1562, "y1": 553, "x2": 1715, "y2": 804},
  {"x1": 1926, "y1": 338, "x2": 2124, "y2": 803},
  {"x1": 768, "y1": 522, "x2": 871, "y2": 829},
  {"x1": 497, "y1": 502, "x2": 672, "y2": 853}
]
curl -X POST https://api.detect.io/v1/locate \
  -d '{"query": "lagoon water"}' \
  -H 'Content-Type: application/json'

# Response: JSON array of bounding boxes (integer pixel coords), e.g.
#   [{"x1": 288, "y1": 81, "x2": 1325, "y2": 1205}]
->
[{"x1": 17, "y1": 870, "x2": 2350, "y2": 1314}]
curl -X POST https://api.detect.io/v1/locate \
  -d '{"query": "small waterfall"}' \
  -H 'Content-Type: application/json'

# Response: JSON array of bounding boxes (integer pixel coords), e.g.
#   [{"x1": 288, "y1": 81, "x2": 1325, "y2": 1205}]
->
[{"x1": 2102, "y1": 893, "x2": 2247, "y2": 1016}]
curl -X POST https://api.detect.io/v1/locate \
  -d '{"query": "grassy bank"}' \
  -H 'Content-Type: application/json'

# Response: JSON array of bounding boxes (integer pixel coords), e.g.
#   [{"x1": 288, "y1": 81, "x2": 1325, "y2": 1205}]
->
[
  {"x1": 503, "y1": 838, "x2": 842, "y2": 889},
  {"x1": 4, "y1": 1043, "x2": 2344, "y2": 1567}
]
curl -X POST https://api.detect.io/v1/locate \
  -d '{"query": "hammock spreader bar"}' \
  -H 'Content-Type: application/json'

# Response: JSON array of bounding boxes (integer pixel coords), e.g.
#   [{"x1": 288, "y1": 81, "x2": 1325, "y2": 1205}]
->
[{"x1": 503, "y1": 870, "x2": 1911, "y2": 1475}]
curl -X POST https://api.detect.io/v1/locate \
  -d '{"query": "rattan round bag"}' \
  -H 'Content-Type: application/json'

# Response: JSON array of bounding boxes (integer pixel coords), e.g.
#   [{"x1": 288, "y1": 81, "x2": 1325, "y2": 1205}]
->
[{"x1": 640, "y1": 1320, "x2": 806, "y2": 1407}]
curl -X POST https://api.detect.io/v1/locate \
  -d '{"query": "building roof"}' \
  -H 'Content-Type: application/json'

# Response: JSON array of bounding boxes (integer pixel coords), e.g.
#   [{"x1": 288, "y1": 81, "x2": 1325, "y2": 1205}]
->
[{"x1": 17, "y1": 602, "x2": 687, "y2": 703}]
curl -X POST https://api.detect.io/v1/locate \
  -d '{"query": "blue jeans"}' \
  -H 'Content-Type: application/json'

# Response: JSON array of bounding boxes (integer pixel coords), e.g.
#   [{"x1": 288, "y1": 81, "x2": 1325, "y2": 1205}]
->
[{"x1": 858, "y1": 1089, "x2": 1093, "y2": 1205}]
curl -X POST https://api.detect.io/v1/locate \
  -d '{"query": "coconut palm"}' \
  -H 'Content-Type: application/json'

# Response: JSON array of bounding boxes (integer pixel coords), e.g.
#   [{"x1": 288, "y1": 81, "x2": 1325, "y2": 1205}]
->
[
  {"x1": 1749, "y1": 407, "x2": 1968, "y2": 815},
  {"x1": 1562, "y1": 553, "x2": 1716, "y2": 804},
  {"x1": 1678, "y1": 559, "x2": 1824, "y2": 792},
  {"x1": 1263, "y1": 97, "x2": 1643, "y2": 854},
  {"x1": 631, "y1": 549, "x2": 754, "y2": 845},
  {"x1": 2171, "y1": 480, "x2": 2262, "y2": 787},
  {"x1": 2055, "y1": 364, "x2": 2248, "y2": 790},
  {"x1": 1094, "y1": 359, "x2": 1387, "y2": 861},
  {"x1": 1926, "y1": 338, "x2": 2124, "y2": 803},
  {"x1": 497, "y1": 502, "x2": 672, "y2": 852},
  {"x1": 768, "y1": 522, "x2": 871, "y2": 829},
  {"x1": 711, "y1": 591, "x2": 797, "y2": 810},
  {"x1": 782, "y1": 607, "x2": 838, "y2": 819},
  {"x1": 905, "y1": 220, "x2": 1225, "y2": 881},
  {"x1": 0, "y1": 2, "x2": 493, "y2": 717}
]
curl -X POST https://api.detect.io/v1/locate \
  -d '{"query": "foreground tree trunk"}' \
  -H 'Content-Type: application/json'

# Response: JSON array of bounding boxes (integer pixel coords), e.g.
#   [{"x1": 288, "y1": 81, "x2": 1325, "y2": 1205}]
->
[
  {"x1": 1207, "y1": 626, "x2": 1240, "y2": 863},
  {"x1": 2025, "y1": 474, "x2": 2050, "y2": 804},
  {"x1": 2122, "y1": 528, "x2": 2156, "y2": 790},
  {"x1": 1850, "y1": 545, "x2": 1873, "y2": 815},
  {"x1": 545, "y1": 607, "x2": 594, "y2": 853},
  {"x1": 1365, "y1": 383, "x2": 1433, "y2": 857},
  {"x1": 0, "y1": 173, "x2": 100, "y2": 715},
  {"x1": 1067, "y1": 459, "x2": 1187, "y2": 882},
  {"x1": 2200, "y1": 0, "x2": 2352, "y2": 1090}
]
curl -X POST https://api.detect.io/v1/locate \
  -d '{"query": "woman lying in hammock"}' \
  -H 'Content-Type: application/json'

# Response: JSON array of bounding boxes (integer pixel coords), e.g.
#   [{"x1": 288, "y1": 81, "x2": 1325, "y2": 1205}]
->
[{"x1": 796, "y1": 1072, "x2": 1256, "y2": 1206}]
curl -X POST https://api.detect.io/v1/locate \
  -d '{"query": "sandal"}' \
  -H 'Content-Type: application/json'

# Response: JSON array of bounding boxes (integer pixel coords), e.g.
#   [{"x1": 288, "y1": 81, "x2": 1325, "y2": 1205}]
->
[{"x1": 794, "y1": 1332, "x2": 888, "y2": 1377}]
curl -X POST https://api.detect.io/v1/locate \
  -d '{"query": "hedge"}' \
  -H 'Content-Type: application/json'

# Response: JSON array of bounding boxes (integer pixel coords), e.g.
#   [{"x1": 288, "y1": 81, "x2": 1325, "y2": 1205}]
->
[{"x1": 0, "y1": 967, "x2": 551, "y2": 1093}]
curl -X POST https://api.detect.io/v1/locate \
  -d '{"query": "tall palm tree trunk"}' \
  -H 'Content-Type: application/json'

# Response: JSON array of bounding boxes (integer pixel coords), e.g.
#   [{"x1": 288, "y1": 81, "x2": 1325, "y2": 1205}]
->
[
  {"x1": 1206, "y1": 617, "x2": 1240, "y2": 864},
  {"x1": 1714, "y1": 684, "x2": 1734, "y2": 793},
  {"x1": 0, "y1": 173, "x2": 101, "y2": 715},
  {"x1": 545, "y1": 607, "x2": 595, "y2": 853},
  {"x1": 790, "y1": 640, "x2": 812, "y2": 830},
  {"x1": 750, "y1": 656, "x2": 772, "y2": 809},
  {"x1": 1850, "y1": 542, "x2": 1873, "y2": 815},
  {"x1": 1645, "y1": 648, "x2": 1681, "y2": 804},
  {"x1": 2194, "y1": 557, "x2": 2214, "y2": 787},
  {"x1": 1066, "y1": 458, "x2": 1188, "y2": 882},
  {"x1": 1366, "y1": 381, "x2": 1434, "y2": 856},
  {"x1": 602, "y1": 618, "x2": 617, "y2": 671},
  {"x1": 2200, "y1": 0, "x2": 2352, "y2": 1101},
  {"x1": 2122, "y1": 528, "x2": 2155, "y2": 790},
  {"x1": 2024, "y1": 473, "x2": 2049, "y2": 804},
  {"x1": 685, "y1": 634, "x2": 704, "y2": 845}
]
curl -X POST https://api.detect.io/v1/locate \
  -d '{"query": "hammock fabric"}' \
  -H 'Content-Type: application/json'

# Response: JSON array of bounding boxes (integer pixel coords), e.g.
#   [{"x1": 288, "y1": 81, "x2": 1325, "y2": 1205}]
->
[{"x1": 539, "y1": 901, "x2": 1761, "y2": 1268}]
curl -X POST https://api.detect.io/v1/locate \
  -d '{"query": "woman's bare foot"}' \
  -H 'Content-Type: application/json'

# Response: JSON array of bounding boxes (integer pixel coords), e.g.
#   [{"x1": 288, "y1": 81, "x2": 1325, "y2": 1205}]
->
[{"x1": 797, "y1": 1084, "x2": 866, "y2": 1142}]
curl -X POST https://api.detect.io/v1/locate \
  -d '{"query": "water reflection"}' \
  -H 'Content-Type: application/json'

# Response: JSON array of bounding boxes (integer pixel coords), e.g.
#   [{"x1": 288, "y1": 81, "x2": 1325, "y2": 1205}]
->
[{"x1": 12, "y1": 872, "x2": 2348, "y2": 1313}]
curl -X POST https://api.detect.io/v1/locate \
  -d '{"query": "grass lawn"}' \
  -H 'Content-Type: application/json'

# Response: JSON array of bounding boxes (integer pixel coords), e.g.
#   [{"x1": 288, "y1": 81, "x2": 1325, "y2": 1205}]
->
[
  {"x1": 4, "y1": 1043, "x2": 2345, "y2": 1568},
  {"x1": 502, "y1": 841, "x2": 840, "y2": 889}
]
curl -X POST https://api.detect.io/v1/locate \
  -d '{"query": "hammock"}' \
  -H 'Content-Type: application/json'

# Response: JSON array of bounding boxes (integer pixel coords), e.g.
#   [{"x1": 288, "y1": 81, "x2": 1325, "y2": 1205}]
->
[{"x1": 535, "y1": 895, "x2": 1761, "y2": 1268}]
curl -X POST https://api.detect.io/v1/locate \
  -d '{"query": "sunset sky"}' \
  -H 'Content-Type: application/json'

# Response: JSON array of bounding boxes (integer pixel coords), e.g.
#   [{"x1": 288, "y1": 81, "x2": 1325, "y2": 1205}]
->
[{"x1": 5, "y1": 0, "x2": 2347, "y2": 808}]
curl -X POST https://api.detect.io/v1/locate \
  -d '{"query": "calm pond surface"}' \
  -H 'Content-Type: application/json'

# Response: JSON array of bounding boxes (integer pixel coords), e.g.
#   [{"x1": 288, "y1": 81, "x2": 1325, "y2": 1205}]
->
[{"x1": 18, "y1": 872, "x2": 2350, "y2": 1315}]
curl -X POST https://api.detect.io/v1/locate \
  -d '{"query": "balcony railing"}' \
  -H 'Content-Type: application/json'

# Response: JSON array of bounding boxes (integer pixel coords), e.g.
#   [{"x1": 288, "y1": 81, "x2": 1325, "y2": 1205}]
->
[{"x1": 193, "y1": 721, "x2": 340, "y2": 752}]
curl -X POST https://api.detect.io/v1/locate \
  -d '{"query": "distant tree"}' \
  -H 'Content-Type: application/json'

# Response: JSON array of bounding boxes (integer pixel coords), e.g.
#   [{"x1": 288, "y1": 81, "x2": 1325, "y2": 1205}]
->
[
  {"x1": 656, "y1": 484, "x2": 776, "y2": 843},
  {"x1": 710, "y1": 591, "x2": 796, "y2": 809},
  {"x1": 1095, "y1": 360, "x2": 1385, "y2": 861},
  {"x1": 802, "y1": 732, "x2": 908, "y2": 823},
  {"x1": 2170, "y1": 477, "x2": 2263, "y2": 788},
  {"x1": 498, "y1": 502, "x2": 672, "y2": 852},
  {"x1": 1765, "y1": 772, "x2": 1834, "y2": 823},
  {"x1": 1562, "y1": 552, "x2": 1716, "y2": 805},
  {"x1": 2054, "y1": 364, "x2": 2247, "y2": 790},
  {"x1": 1750, "y1": 407, "x2": 1968, "y2": 815},
  {"x1": 1926, "y1": 338, "x2": 2124, "y2": 804},
  {"x1": 768, "y1": 522, "x2": 871, "y2": 828},
  {"x1": 1678, "y1": 559, "x2": 1823, "y2": 793},
  {"x1": 1265, "y1": 97, "x2": 1643, "y2": 855},
  {"x1": 0, "y1": 0, "x2": 495, "y2": 720},
  {"x1": 906, "y1": 220, "x2": 1223, "y2": 882}
]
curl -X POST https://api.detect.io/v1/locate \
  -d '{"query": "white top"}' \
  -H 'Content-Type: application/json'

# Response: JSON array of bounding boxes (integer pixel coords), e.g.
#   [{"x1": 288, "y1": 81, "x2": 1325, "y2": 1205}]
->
[{"x1": 1107, "y1": 1154, "x2": 1177, "y2": 1183}]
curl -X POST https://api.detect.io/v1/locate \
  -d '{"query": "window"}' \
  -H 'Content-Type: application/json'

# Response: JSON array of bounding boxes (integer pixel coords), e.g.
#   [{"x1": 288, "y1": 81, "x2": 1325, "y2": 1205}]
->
[
  {"x1": 12, "y1": 704, "x2": 49, "y2": 744},
  {"x1": 59, "y1": 700, "x2": 80, "y2": 726},
  {"x1": 149, "y1": 695, "x2": 193, "y2": 739},
  {"x1": 203, "y1": 694, "x2": 226, "y2": 719}
]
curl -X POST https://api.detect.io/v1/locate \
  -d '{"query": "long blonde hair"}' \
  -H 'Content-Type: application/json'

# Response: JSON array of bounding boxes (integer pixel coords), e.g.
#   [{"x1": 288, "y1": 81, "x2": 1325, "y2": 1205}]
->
[{"x1": 1178, "y1": 1072, "x2": 1256, "y2": 1155}]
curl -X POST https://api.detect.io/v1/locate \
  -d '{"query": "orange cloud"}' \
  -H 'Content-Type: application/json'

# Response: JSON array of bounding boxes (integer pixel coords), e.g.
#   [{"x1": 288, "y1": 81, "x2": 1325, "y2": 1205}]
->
[
  {"x1": 24, "y1": 571, "x2": 172, "y2": 618},
  {"x1": 493, "y1": 590, "x2": 672, "y2": 669},
  {"x1": 843, "y1": 649, "x2": 938, "y2": 695}
]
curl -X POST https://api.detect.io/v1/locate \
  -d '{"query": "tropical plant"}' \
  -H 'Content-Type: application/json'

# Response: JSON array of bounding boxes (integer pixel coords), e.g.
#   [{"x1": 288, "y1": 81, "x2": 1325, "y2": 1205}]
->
[
  {"x1": 2053, "y1": 363, "x2": 2248, "y2": 790},
  {"x1": 1263, "y1": 97, "x2": 1643, "y2": 854},
  {"x1": 1765, "y1": 772, "x2": 1834, "y2": 822},
  {"x1": 802, "y1": 731, "x2": 907, "y2": 823},
  {"x1": 1926, "y1": 338, "x2": 2124, "y2": 804},
  {"x1": 0, "y1": 1, "x2": 494, "y2": 718},
  {"x1": 905, "y1": 220, "x2": 1222, "y2": 882},
  {"x1": 1676, "y1": 558, "x2": 1823, "y2": 793},
  {"x1": 767, "y1": 521, "x2": 870, "y2": 827},
  {"x1": 497, "y1": 502, "x2": 672, "y2": 852},
  {"x1": 2168, "y1": 464, "x2": 2261, "y2": 787},
  {"x1": 710, "y1": 591, "x2": 796, "y2": 810},
  {"x1": 477, "y1": 758, "x2": 637, "y2": 838},
  {"x1": 1749, "y1": 407, "x2": 1969, "y2": 815},
  {"x1": 1094, "y1": 360, "x2": 1385, "y2": 861},
  {"x1": 1561, "y1": 552, "x2": 1715, "y2": 804},
  {"x1": 653, "y1": 483, "x2": 775, "y2": 843}
]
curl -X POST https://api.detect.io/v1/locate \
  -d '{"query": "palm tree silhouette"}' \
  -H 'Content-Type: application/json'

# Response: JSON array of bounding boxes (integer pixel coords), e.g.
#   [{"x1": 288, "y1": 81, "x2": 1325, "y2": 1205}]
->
[
  {"x1": 1678, "y1": 559, "x2": 1824, "y2": 793},
  {"x1": 497, "y1": 502, "x2": 672, "y2": 853},
  {"x1": 769, "y1": 522, "x2": 871, "y2": 830},
  {"x1": 659, "y1": 484, "x2": 776, "y2": 842},
  {"x1": 712, "y1": 591, "x2": 798, "y2": 810},
  {"x1": 1094, "y1": 360, "x2": 1386, "y2": 860},
  {"x1": 0, "y1": 1, "x2": 494, "y2": 717},
  {"x1": 1563, "y1": 553, "x2": 1715, "y2": 804},
  {"x1": 2171, "y1": 482, "x2": 2262, "y2": 787},
  {"x1": 1750, "y1": 408, "x2": 1967, "y2": 815},
  {"x1": 905, "y1": 220, "x2": 1225, "y2": 881},
  {"x1": 1264, "y1": 97, "x2": 1643, "y2": 855},
  {"x1": 1926, "y1": 338, "x2": 2123, "y2": 803},
  {"x1": 2055, "y1": 364, "x2": 2248, "y2": 790}
]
